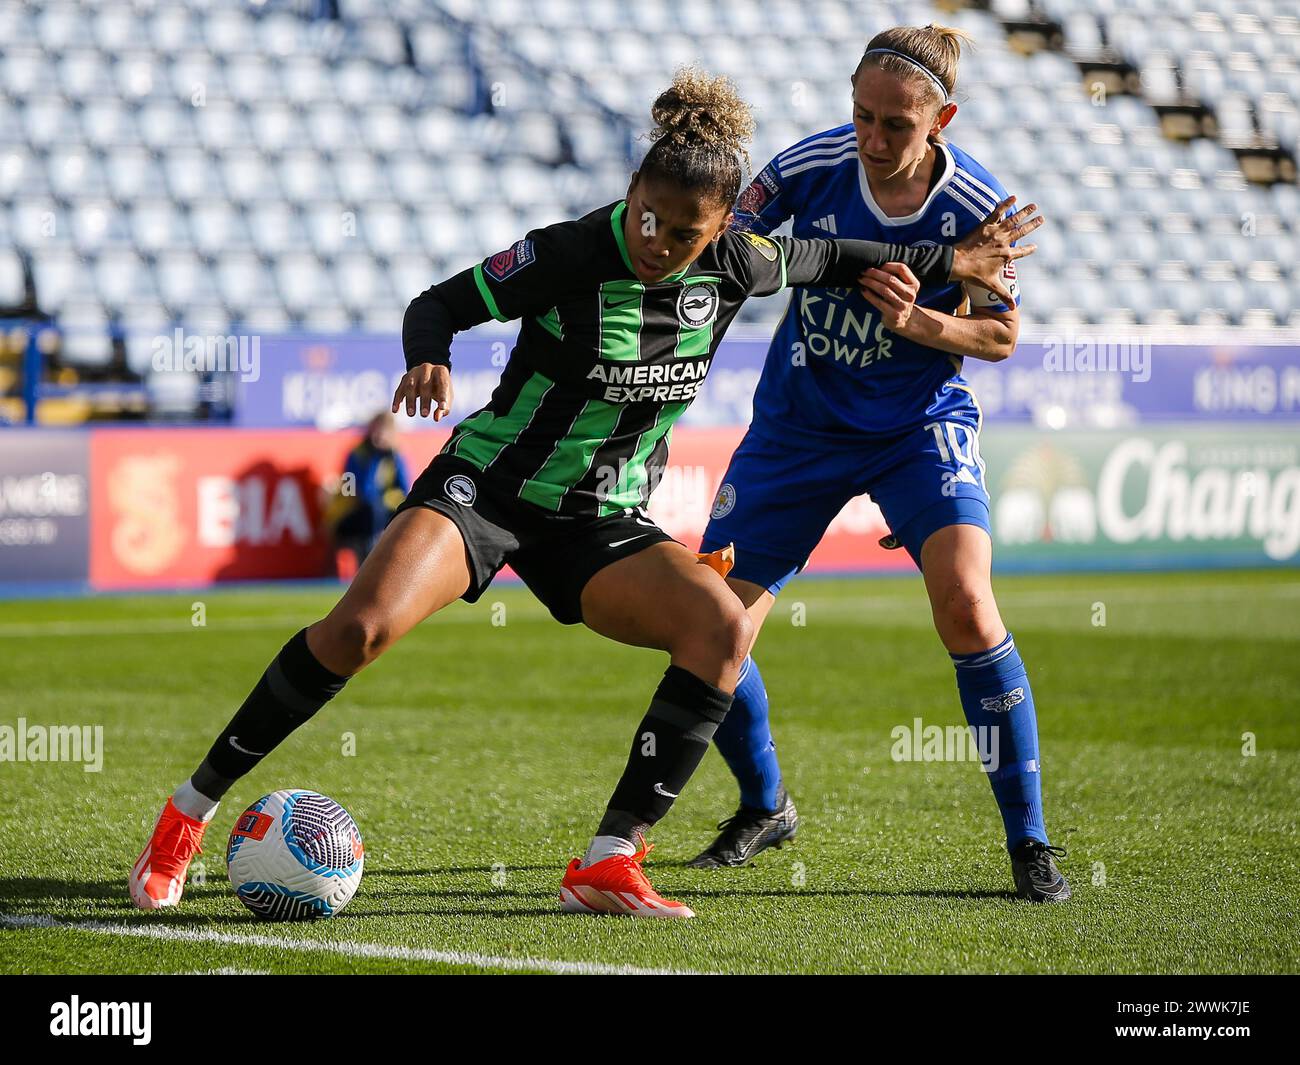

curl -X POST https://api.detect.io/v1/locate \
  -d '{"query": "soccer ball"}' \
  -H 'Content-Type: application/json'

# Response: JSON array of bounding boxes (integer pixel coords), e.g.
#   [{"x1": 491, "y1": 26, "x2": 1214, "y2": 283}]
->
[{"x1": 226, "y1": 790, "x2": 364, "y2": 920}]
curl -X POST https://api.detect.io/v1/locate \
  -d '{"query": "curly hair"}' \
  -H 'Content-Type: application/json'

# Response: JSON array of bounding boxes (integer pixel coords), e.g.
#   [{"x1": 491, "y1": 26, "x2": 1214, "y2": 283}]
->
[{"x1": 636, "y1": 67, "x2": 755, "y2": 209}]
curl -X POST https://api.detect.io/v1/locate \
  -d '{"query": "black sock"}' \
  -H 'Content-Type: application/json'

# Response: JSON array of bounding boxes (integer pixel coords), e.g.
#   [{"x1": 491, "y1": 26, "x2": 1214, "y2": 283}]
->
[
  {"x1": 191, "y1": 628, "x2": 348, "y2": 801},
  {"x1": 596, "y1": 665, "x2": 733, "y2": 840}
]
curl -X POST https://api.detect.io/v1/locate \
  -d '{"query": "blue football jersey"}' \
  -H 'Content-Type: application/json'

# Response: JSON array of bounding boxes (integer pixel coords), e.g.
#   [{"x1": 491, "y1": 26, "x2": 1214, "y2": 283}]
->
[{"x1": 736, "y1": 124, "x2": 1021, "y2": 441}]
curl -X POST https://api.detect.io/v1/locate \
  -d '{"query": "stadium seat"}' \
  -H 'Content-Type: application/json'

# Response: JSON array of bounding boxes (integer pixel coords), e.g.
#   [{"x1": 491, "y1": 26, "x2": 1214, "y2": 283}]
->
[
  {"x1": 6, "y1": 0, "x2": 1298, "y2": 349},
  {"x1": 0, "y1": 248, "x2": 27, "y2": 308},
  {"x1": 215, "y1": 253, "x2": 274, "y2": 317},
  {"x1": 59, "y1": 315, "x2": 115, "y2": 366},
  {"x1": 248, "y1": 203, "x2": 310, "y2": 256}
]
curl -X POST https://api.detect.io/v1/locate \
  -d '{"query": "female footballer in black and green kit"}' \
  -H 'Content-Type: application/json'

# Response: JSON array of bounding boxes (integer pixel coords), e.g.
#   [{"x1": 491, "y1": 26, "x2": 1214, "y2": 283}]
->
[{"x1": 131, "y1": 69, "x2": 1040, "y2": 918}]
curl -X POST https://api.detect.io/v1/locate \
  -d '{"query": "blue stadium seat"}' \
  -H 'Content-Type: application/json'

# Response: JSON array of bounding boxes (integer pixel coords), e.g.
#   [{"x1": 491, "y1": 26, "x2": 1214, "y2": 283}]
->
[{"x1": 3, "y1": 0, "x2": 1296, "y2": 342}]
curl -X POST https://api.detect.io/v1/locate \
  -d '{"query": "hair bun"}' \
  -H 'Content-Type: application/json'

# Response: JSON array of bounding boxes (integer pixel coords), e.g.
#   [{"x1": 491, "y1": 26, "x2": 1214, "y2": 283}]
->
[{"x1": 648, "y1": 66, "x2": 754, "y2": 164}]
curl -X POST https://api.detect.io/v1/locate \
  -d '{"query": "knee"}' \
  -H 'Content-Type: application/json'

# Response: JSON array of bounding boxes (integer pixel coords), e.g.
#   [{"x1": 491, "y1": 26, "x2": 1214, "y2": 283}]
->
[
  {"x1": 721, "y1": 603, "x2": 754, "y2": 668},
  {"x1": 932, "y1": 580, "x2": 1002, "y2": 652},
  {"x1": 938, "y1": 581, "x2": 985, "y2": 629},
  {"x1": 674, "y1": 596, "x2": 752, "y2": 674},
  {"x1": 310, "y1": 612, "x2": 393, "y2": 674}
]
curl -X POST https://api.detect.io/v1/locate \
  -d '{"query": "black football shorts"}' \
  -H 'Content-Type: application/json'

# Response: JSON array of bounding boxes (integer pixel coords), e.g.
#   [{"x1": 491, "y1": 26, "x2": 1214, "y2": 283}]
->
[{"x1": 394, "y1": 454, "x2": 677, "y2": 624}]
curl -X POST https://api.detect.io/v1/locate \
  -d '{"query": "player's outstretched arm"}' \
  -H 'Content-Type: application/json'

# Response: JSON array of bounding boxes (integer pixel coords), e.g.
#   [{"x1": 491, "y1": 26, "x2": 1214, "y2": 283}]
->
[
  {"x1": 398, "y1": 223, "x2": 586, "y2": 420},
  {"x1": 733, "y1": 228, "x2": 956, "y2": 300},
  {"x1": 396, "y1": 266, "x2": 491, "y2": 420},
  {"x1": 767, "y1": 196, "x2": 1041, "y2": 306},
  {"x1": 764, "y1": 197, "x2": 1030, "y2": 298}
]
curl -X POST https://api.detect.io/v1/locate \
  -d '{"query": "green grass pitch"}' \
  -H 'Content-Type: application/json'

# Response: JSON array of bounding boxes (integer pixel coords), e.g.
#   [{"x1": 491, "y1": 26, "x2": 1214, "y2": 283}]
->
[{"x1": 1, "y1": 569, "x2": 1297, "y2": 974}]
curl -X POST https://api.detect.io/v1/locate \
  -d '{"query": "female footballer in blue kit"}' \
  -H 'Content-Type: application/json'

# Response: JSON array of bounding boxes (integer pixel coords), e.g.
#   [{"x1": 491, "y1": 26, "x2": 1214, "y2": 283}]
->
[{"x1": 693, "y1": 25, "x2": 1070, "y2": 901}]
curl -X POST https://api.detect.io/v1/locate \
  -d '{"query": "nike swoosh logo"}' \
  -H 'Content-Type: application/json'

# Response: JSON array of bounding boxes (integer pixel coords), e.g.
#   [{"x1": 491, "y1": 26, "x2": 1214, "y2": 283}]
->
[
  {"x1": 603, "y1": 295, "x2": 640, "y2": 310},
  {"x1": 653, "y1": 782, "x2": 678, "y2": 799},
  {"x1": 228, "y1": 737, "x2": 267, "y2": 757},
  {"x1": 608, "y1": 534, "x2": 648, "y2": 549}
]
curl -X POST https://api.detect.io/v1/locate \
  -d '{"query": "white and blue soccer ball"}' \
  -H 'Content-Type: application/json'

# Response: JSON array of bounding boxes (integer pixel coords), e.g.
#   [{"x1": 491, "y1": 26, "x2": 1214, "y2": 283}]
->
[{"x1": 226, "y1": 790, "x2": 364, "y2": 920}]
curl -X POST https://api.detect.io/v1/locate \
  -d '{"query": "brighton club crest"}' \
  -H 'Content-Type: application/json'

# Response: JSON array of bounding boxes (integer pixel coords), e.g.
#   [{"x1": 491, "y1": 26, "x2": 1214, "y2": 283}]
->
[{"x1": 677, "y1": 283, "x2": 718, "y2": 328}]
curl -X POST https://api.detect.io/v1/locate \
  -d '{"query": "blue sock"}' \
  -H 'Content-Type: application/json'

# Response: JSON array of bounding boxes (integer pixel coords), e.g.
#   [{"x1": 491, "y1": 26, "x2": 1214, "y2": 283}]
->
[
  {"x1": 950, "y1": 633, "x2": 1048, "y2": 850},
  {"x1": 713, "y1": 655, "x2": 783, "y2": 812}
]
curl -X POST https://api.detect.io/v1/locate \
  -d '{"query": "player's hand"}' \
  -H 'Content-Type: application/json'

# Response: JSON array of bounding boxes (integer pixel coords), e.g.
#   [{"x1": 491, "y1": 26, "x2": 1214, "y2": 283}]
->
[
  {"x1": 392, "y1": 362, "x2": 453, "y2": 420},
  {"x1": 950, "y1": 196, "x2": 1042, "y2": 304},
  {"x1": 859, "y1": 263, "x2": 920, "y2": 332}
]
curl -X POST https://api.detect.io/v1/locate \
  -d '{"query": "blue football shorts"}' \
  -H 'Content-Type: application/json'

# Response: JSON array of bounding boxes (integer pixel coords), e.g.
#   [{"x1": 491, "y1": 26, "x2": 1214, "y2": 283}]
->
[{"x1": 700, "y1": 413, "x2": 992, "y2": 594}]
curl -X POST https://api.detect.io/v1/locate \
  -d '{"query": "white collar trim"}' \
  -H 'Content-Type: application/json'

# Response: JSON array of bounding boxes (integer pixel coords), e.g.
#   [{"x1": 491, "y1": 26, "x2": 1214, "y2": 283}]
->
[{"x1": 857, "y1": 142, "x2": 955, "y2": 227}]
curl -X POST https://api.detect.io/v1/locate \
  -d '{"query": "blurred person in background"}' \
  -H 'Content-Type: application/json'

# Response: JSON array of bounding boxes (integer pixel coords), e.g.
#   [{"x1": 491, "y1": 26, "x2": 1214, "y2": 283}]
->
[{"x1": 324, "y1": 411, "x2": 410, "y2": 569}]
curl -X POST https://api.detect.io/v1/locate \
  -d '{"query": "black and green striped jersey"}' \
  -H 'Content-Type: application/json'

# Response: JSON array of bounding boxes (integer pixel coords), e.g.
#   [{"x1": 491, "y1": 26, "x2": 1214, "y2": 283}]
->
[{"x1": 402, "y1": 199, "x2": 953, "y2": 517}]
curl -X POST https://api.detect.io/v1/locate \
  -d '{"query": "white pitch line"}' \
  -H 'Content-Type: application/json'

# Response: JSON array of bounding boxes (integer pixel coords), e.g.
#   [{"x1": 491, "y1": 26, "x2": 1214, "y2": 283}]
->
[{"x1": 0, "y1": 914, "x2": 705, "y2": 976}]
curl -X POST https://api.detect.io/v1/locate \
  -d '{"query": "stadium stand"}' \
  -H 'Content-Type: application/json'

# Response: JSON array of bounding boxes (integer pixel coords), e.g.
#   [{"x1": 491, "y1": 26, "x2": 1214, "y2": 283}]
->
[{"x1": 1, "y1": 0, "x2": 1297, "y2": 412}]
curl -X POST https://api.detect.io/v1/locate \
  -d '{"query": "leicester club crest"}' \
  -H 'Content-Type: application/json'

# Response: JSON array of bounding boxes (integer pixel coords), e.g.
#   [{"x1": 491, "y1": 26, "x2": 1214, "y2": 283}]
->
[{"x1": 711, "y1": 482, "x2": 737, "y2": 519}]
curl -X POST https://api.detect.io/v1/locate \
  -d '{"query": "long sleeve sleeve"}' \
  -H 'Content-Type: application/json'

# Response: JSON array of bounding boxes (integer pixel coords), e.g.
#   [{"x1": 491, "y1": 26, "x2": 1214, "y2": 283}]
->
[
  {"x1": 723, "y1": 228, "x2": 953, "y2": 298},
  {"x1": 401, "y1": 269, "x2": 483, "y2": 370},
  {"x1": 782, "y1": 237, "x2": 954, "y2": 291},
  {"x1": 402, "y1": 222, "x2": 589, "y2": 370}
]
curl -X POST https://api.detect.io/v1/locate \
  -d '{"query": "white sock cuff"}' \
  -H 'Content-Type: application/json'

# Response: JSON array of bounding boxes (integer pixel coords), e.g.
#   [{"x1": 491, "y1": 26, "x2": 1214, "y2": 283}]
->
[
  {"x1": 172, "y1": 778, "x2": 220, "y2": 823},
  {"x1": 581, "y1": 834, "x2": 637, "y2": 868}
]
